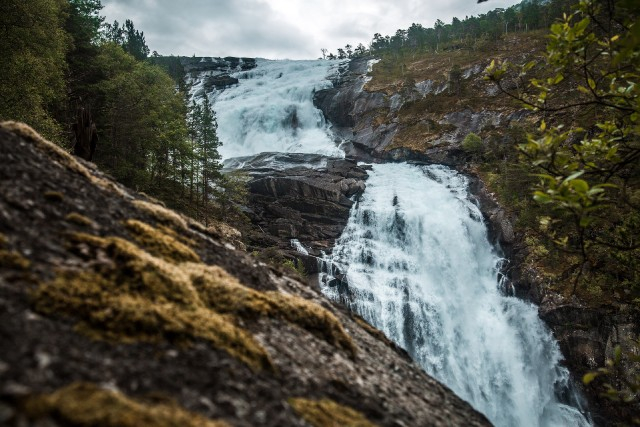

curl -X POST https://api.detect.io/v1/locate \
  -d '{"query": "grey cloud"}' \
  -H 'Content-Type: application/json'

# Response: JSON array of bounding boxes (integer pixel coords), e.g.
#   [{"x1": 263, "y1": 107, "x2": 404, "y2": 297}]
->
[{"x1": 102, "y1": 0, "x2": 521, "y2": 59}]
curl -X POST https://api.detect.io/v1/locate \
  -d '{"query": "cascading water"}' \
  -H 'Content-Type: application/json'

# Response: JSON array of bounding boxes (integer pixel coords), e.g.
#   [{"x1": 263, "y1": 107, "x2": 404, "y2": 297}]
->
[
  {"x1": 321, "y1": 163, "x2": 591, "y2": 427},
  {"x1": 199, "y1": 59, "x2": 344, "y2": 159},
  {"x1": 200, "y1": 58, "x2": 591, "y2": 425}
]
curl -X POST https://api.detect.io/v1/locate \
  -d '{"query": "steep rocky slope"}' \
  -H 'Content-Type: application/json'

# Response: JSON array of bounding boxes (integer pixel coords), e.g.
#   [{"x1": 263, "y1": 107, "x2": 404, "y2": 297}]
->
[{"x1": 0, "y1": 122, "x2": 490, "y2": 426}]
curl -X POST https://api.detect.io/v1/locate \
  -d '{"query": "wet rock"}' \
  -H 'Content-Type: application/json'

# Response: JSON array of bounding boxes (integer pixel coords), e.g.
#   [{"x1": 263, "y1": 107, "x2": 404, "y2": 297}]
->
[{"x1": 228, "y1": 153, "x2": 368, "y2": 263}]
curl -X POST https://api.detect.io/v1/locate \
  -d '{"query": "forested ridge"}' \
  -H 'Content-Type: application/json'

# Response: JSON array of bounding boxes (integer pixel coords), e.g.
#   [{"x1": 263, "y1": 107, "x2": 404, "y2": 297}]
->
[
  {"x1": 0, "y1": 0, "x2": 243, "y2": 227},
  {"x1": 323, "y1": 0, "x2": 579, "y2": 59}
]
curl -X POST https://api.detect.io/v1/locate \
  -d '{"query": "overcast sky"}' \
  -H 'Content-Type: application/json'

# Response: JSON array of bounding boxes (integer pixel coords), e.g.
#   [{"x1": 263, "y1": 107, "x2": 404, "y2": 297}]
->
[{"x1": 101, "y1": 0, "x2": 522, "y2": 60}]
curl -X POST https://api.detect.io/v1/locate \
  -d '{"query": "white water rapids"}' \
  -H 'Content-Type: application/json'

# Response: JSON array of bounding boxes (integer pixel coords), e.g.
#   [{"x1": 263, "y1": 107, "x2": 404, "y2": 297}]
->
[
  {"x1": 200, "y1": 59, "x2": 344, "y2": 159},
  {"x1": 321, "y1": 163, "x2": 591, "y2": 427},
  {"x1": 201, "y1": 59, "x2": 592, "y2": 426}
]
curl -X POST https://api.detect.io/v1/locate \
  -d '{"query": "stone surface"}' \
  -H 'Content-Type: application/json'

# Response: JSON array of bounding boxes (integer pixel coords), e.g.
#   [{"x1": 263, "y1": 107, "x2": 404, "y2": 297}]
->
[{"x1": 227, "y1": 153, "x2": 368, "y2": 272}]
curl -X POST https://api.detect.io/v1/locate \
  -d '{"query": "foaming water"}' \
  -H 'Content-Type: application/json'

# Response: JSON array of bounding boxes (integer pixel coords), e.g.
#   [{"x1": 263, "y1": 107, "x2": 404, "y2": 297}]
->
[
  {"x1": 321, "y1": 163, "x2": 591, "y2": 427},
  {"x1": 202, "y1": 59, "x2": 344, "y2": 159}
]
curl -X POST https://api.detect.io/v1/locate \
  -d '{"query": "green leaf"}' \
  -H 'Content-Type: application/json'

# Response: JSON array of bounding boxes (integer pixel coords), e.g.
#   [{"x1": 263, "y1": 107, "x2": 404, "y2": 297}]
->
[
  {"x1": 570, "y1": 179, "x2": 589, "y2": 193},
  {"x1": 563, "y1": 171, "x2": 585, "y2": 184},
  {"x1": 583, "y1": 372, "x2": 599, "y2": 385}
]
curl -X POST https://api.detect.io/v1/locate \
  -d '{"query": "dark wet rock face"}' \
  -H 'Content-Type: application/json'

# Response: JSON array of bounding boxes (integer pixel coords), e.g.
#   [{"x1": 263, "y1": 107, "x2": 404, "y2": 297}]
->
[
  {"x1": 226, "y1": 153, "x2": 368, "y2": 272},
  {"x1": 314, "y1": 59, "x2": 393, "y2": 161},
  {"x1": 0, "y1": 123, "x2": 490, "y2": 426},
  {"x1": 184, "y1": 57, "x2": 257, "y2": 97}
]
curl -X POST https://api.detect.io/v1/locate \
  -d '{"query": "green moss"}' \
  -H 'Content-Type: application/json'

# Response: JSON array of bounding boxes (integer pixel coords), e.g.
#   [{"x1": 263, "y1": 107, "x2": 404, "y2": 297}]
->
[
  {"x1": 132, "y1": 199, "x2": 188, "y2": 231},
  {"x1": 43, "y1": 191, "x2": 64, "y2": 202},
  {"x1": 24, "y1": 382, "x2": 229, "y2": 427},
  {"x1": 0, "y1": 249, "x2": 31, "y2": 270},
  {"x1": 33, "y1": 227, "x2": 357, "y2": 369},
  {"x1": 33, "y1": 233, "x2": 273, "y2": 371},
  {"x1": 125, "y1": 219, "x2": 200, "y2": 263},
  {"x1": 0, "y1": 234, "x2": 30, "y2": 270},
  {"x1": 65, "y1": 212, "x2": 94, "y2": 227},
  {"x1": 288, "y1": 398, "x2": 377, "y2": 427},
  {"x1": 186, "y1": 264, "x2": 357, "y2": 358}
]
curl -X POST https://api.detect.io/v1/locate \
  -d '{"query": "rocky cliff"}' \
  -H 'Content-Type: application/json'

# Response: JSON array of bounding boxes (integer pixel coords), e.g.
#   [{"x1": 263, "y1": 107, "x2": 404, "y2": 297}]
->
[
  {"x1": 225, "y1": 153, "x2": 368, "y2": 274},
  {"x1": 183, "y1": 57, "x2": 257, "y2": 97},
  {"x1": 0, "y1": 122, "x2": 490, "y2": 426},
  {"x1": 313, "y1": 42, "x2": 639, "y2": 424}
]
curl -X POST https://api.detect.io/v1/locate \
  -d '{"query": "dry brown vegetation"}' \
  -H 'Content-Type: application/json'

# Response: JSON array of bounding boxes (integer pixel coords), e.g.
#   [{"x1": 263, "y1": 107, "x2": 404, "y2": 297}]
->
[
  {"x1": 23, "y1": 382, "x2": 230, "y2": 427},
  {"x1": 289, "y1": 398, "x2": 378, "y2": 427},
  {"x1": 363, "y1": 32, "x2": 548, "y2": 153}
]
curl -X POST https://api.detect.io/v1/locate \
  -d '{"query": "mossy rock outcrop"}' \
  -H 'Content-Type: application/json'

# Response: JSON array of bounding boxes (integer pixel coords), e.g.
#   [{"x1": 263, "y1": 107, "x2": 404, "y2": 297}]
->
[{"x1": 0, "y1": 122, "x2": 490, "y2": 426}]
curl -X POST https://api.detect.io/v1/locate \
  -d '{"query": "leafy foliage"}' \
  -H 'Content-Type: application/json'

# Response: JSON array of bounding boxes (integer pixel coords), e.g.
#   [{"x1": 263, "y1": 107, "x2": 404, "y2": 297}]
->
[
  {"x1": 1, "y1": 1, "x2": 244, "y2": 233},
  {"x1": 462, "y1": 132, "x2": 484, "y2": 153},
  {"x1": 0, "y1": 0, "x2": 69, "y2": 140},
  {"x1": 486, "y1": 0, "x2": 640, "y2": 299}
]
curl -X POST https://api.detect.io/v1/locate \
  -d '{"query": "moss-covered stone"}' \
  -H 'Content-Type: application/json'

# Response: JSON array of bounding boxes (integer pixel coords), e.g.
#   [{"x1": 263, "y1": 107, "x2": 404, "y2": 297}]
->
[
  {"x1": 33, "y1": 233, "x2": 273, "y2": 371},
  {"x1": 1, "y1": 122, "x2": 127, "y2": 197},
  {"x1": 65, "y1": 212, "x2": 94, "y2": 227},
  {"x1": 288, "y1": 398, "x2": 377, "y2": 427},
  {"x1": 125, "y1": 219, "x2": 200, "y2": 263},
  {"x1": 185, "y1": 263, "x2": 357, "y2": 358},
  {"x1": 43, "y1": 191, "x2": 64, "y2": 202},
  {"x1": 24, "y1": 382, "x2": 229, "y2": 427},
  {"x1": 0, "y1": 233, "x2": 30, "y2": 270},
  {"x1": 132, "y1": 199, "x2": 188, "y2": 231},
  {"x1": 0, "y1": 249, "x2": 31, "y2": 270},
  {"x1": 32, "y1": 228, "x2": 356, "y2": 370}
]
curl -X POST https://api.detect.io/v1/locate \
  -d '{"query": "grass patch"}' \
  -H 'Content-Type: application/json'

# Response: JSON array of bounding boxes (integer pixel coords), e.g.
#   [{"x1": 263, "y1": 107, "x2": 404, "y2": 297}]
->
[
  {"x1": 288, "y1": 398, "x2": 377, "y2": 427},
  {"x1": 23, "y1": 382, "x2": 229, "y2": 427}
]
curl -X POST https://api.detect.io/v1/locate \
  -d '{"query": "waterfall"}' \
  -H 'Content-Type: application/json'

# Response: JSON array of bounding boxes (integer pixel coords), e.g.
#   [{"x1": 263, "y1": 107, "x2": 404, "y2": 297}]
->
[
  {"x1": 201, "y1": 58, "x2": 592, "y2": 425},
  {"x1": 321, "y1": 163, "x2": 591, "y2": 427},
  {"x1": 198, "y1": 59, "x2": 345, "y2": 160}
]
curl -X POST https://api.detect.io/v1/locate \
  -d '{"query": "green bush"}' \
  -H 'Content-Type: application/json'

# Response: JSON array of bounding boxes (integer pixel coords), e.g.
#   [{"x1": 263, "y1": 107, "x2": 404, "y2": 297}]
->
[{"x1": 462, "y1": 132, "x2": 483, "y2": 153}]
